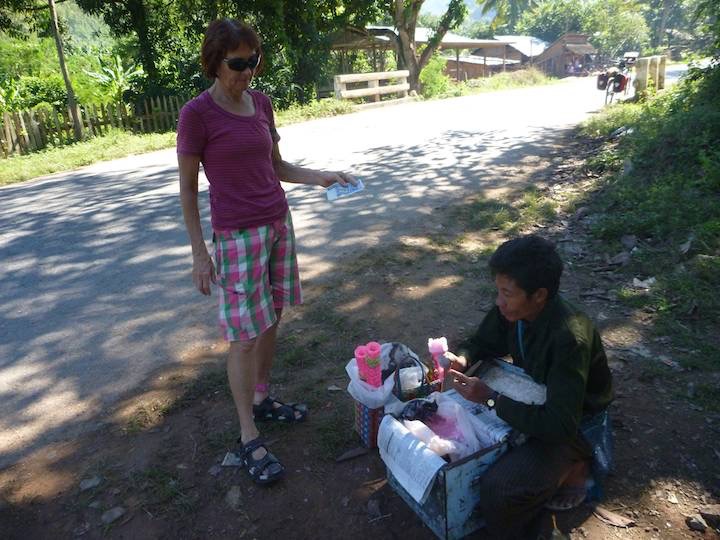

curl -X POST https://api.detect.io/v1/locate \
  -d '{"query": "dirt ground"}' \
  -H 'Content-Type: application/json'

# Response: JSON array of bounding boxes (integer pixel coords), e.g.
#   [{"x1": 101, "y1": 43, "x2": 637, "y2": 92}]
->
[{"x1": 1, "y1": 130, "x2": 719, "y2": 540}]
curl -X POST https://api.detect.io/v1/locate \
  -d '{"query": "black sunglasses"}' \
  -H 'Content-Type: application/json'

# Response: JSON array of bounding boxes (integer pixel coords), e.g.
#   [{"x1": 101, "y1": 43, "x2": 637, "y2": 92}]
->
[{"x1": 223, "y1": 53, "x2": 260, "y2": 72}]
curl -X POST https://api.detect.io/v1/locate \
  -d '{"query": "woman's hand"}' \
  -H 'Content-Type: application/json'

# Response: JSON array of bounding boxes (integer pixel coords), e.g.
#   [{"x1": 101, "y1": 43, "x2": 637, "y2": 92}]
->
[
  {"x1": 448, "y1": 369, "x2": 493, "y2": 404},
  {"x1": 317, "y1": 170, "x2": 357, "y2": 188},
  {"x1": 192, "y1": 252, "x2": 216, "y2": 296},
  {"x1": 444, "y1": 351, "x2": 468, "y2": 372}
]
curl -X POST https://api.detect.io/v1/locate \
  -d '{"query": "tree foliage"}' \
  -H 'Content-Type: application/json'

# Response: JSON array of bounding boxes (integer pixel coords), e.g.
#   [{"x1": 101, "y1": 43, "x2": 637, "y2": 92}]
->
[
  {"x1": 585, "y1": 0, "x2": 650, "y2": 58},
  {"x1": 1, "y1": 0, "x2": 717, "y2": 115},
  {"x1": 479, "y1": 0, "x2": 538, "y2": 31},
  {"x1": 369, "y1": 0, "x2": 467, "y2": 91},
  {"x1": 84, "y1": 54, "x2": 144, "y2": 104},
  {"x1": 515, "y1": 0, "x2": 585, "y2": 43},
  {"x1": 517, "y1": 0, "x2": 650, "y2": 58}
]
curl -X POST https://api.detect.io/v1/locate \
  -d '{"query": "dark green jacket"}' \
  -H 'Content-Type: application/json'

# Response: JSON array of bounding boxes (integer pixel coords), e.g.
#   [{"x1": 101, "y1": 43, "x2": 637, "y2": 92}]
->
[{"x1": 457, "y1": 295, "x2": 613, "y2": 444}]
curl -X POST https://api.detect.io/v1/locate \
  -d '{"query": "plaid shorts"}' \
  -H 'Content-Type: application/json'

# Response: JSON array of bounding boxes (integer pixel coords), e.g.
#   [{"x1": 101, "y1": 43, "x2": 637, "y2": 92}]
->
[{"x1": 214, "y1": 211, "x2": 302, "y2": 342}]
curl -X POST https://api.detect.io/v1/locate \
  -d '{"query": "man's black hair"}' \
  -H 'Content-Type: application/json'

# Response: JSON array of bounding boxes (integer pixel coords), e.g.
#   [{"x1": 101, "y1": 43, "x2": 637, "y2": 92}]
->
[{"x1": 489, "y1": 235, "x2": 563, "y2": 298}]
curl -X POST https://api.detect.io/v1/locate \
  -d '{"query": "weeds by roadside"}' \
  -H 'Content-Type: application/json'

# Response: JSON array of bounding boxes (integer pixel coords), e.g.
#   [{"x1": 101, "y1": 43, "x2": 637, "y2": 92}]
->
[
  {"x1": 575, "y1": 63, "x2": 720, "y2": 377},
  {"x1": 0, "y1": 129, "x2": 177, "y2": 186}
]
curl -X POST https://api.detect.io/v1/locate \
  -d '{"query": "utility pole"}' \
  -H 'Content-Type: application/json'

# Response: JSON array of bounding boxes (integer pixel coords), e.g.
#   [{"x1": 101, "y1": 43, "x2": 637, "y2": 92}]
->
[{"x1": 48, "y1": 0, "x2": 83, "y2": 140}]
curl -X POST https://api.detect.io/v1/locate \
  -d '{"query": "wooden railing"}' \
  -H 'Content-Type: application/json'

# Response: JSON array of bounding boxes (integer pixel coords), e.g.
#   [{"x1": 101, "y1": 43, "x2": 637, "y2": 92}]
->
[
  {"x1": 0, "y1": 95, "x2": 188, "y2": 158},
  {"x1": 333, "y1": 70, "x2": 411, "y2": 108}
]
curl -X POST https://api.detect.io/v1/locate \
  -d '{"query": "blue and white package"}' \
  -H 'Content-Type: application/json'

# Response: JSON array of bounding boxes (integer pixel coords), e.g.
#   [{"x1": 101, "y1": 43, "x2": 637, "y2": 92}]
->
[{"x1": 326, "y1": 178, "x2": 365, "y2": 201}]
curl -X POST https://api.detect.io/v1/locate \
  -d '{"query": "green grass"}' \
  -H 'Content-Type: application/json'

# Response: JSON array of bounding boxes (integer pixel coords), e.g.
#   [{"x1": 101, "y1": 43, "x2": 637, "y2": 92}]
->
[
  {"x1": 692, "y1": 382, "x2": 720, "y2": 412},
  {"x1": 459, "y1": 67, "x2": 555, "y2": 95},
  {"x1": 582, "y1": 102, "x2": 644, "y2": 138},
  {"x1": 275, "y1": 98, "x2": 354, "y2": 126},
  {"x1": 579, "y1": 63, "x2": 720, "y2": 369},
  {"x1": 0, "y1": 128, "x2": 177, "y2": 185},
  {"x1": 314, "y1": 401, "x2": 357, "y2": 460},
  {"x1": 130, "y1": 467, "x2": 197, "y2": 513},
  {"x1": 166, "y1": 368, "x2": 230, "y2": 415},
  {"x1": 452, "y1": 186, "x2": 557, "y2": 235},
  {"x1": 123, "y1": 399, "x2": 174, "y2": 434}
]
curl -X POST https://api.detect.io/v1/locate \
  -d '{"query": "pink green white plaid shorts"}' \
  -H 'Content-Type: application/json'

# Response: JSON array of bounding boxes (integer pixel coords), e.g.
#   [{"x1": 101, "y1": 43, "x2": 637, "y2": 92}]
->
[{"x1": 214, "y1": 211, "x2": 302, "y2": 342}]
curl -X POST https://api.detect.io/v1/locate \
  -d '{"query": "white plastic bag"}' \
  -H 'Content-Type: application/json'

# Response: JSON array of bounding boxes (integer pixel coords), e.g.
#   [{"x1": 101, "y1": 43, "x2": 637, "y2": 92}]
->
[
  {"x1": 345, "y1": 357, "x2": 395, "y2": 409},
  {"x1": 424, "y1": 392, "x2": 484, "y2": 461},
  {"x1": 346, "y1": 342, "x2": 422, "y2": 409},
  {"x1": 402, "y1": 419, "x2": 458, "y2": 457}
]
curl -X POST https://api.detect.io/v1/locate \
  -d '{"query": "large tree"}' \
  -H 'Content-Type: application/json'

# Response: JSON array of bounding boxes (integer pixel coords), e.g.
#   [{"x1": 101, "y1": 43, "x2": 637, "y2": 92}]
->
[
  {"x1": 76, "y1": 0, "x2": 167, "y2": 86},
  {"x1": 1, "y1": 0, "x2": 83, "y2": 136},
  {"x1": 516, "y1": 0, "x2": 586, "y2": 43},
  {"x1": 72, "y1": 0, "x2": 384, "y2": 103},
  {"x1": 47, "y1": 0, "x2": 82, "y2": 138},
  {"x1": 517, "y1": 0, "x2": 649, "y2": 58},
  {"x1": 477, "y1": 0, "x2": 538, "y2": 31},
  {"x1": 369, "y1": 0, "x2": 467, "y2": 92}
]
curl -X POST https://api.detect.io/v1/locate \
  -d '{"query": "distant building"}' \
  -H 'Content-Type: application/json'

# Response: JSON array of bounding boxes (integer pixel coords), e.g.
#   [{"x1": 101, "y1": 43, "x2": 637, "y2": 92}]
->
[
  {"x1": 533, "y1": 33, "x2": 597, "y2": 77},
  {"x1": 329, "y1": 26, "x2": 512, "y2": 80},
  {"x1": 442, "y1": 55, "x2": 521, "y2": 79},
  {"x1": 482, "y1": 35, "x2": 548, "y2": 64}
]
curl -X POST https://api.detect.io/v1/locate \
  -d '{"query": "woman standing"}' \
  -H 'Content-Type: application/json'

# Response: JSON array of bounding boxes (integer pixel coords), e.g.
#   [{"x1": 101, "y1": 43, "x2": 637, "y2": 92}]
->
[{"x1": 177, "y1": 19, "x2": 355, "y2": 485}]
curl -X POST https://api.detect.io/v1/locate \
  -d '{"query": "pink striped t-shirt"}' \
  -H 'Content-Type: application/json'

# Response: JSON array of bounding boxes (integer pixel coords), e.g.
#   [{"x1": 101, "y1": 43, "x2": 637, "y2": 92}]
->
[{"x1": 176, "y1": 89, "x2": 288, "y2": 231}]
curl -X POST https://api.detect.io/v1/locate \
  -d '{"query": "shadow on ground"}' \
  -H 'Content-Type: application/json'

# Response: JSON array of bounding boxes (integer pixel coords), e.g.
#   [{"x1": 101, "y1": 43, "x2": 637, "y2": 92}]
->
[{"x1": 1, "y1": 128, "x2": 718, "y2": 539}]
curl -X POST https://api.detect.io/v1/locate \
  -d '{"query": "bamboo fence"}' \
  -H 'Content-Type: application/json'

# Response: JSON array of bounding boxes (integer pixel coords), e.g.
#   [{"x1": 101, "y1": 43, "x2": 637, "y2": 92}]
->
[{"x1": 0, "y1": 95, "x2": 188, "y2": 158}]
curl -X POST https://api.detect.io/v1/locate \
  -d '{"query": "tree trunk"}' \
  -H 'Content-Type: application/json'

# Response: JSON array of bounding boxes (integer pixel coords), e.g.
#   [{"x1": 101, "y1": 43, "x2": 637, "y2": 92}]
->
[
  {"x1": 48, "y1": 0, "x2": 82, "y2": 140},
  {"x1": 387, "y1": 0, "x2": 467, "y2": 93},
  {"x1": 656, "y1": 0, "x2": 671, "y2": 49},
  {"x1": 128, "y1": 0, "x2": 159, "y2": 86},
  {"x1": 394, "y1": 0, "x2": 422, "y2": 92}
]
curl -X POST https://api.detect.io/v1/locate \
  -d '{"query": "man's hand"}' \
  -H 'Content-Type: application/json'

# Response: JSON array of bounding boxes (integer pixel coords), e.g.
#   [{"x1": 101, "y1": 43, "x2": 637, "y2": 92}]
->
[
  {"x1": 192, "y1": 252, "x2": 216, "y2": 296},
  {"x1": 448, "y1": 369, "x2": 493, "y2": 404},
  {"x1": 444, "y1": 351, "x2": 468, "y2": 372}
]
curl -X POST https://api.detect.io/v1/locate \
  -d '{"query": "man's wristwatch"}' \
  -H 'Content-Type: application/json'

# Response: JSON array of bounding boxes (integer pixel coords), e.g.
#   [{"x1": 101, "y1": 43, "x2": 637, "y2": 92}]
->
[{"x1": 486, "y1": 390, "x2": 500, "y2": 409}]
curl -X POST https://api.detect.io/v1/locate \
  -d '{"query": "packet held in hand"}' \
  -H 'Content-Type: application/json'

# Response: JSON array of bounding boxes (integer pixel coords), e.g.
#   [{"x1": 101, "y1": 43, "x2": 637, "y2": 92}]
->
[{"x1": 326, "y1": 178, "x2": 364, "y2": 201}]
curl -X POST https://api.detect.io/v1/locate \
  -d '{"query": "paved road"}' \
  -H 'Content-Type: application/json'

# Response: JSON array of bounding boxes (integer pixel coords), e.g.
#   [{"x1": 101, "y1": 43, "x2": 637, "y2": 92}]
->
[{"x1": 0, "y1": 75, "x2": 654, "y2": 468}]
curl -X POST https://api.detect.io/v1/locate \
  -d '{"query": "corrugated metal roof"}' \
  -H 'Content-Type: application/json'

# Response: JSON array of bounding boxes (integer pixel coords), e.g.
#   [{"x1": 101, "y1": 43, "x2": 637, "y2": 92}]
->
[
  {"x1": 493, "y1": 35, "x2": 548, "y2": 58},
  {"x1": 367, "y1": 26, "x2": 503, "y2": 48},
  {"x1": 445, "y1": 55, "x2": 521, "y2": 66}
]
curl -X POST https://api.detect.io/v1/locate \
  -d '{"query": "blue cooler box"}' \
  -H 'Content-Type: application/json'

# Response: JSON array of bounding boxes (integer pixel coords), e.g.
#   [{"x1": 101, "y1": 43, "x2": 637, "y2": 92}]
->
[
  {"x1": 384, "y1": 415, "x2": 507, "y2": 540},
  {"x1": 382, "y1": 360, "x2": 547, "y2": 540}
]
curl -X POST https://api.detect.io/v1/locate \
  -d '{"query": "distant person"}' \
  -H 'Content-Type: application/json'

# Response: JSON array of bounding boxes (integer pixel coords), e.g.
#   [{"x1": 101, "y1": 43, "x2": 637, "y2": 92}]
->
[
  {"x1": 446, "y1": 235, "x2": 613, "y2": 539},
  {"x1": 177, "y1": 18, "x2": 356, "y2": 485}
]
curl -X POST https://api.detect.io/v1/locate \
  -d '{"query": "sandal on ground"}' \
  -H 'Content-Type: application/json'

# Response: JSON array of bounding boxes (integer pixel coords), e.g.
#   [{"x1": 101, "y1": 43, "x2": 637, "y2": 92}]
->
[
  {"x1": 239, "y1": 437, "x2": 285, "y2": 485},
  {"x1": 545, "y1": 486, "x2": 587, "y2": 511},
  {"x1": 253, "y1": 396, "x2": 308, "y2": 423}
]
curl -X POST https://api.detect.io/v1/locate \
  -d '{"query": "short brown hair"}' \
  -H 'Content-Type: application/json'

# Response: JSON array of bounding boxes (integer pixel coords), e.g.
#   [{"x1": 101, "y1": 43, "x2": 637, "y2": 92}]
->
[{"x1": 201, "y1": 19, "x2": 263, "y2": 79}]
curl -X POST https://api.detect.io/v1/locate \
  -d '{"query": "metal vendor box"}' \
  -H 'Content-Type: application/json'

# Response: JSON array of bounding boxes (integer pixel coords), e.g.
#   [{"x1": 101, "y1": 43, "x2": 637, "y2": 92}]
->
[
  {"x1": 380, "y1": 360, "x2": 547, "y2": 540},
  {"x1": 386, "y1": 421, "x2": 506, "y2": 539}
]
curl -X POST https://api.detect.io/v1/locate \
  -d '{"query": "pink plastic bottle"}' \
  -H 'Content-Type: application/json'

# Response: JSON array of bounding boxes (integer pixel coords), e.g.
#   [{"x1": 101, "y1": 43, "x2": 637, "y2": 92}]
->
[
  {"x1": 428, "y1": 337, "x2": 448, "y2": 383},
  {"x1": 363, "y1": 341, "x2": 383, "y2": 387},
  {"x1": 355, "y1": 344, "x2": 369, "y2": 382}
]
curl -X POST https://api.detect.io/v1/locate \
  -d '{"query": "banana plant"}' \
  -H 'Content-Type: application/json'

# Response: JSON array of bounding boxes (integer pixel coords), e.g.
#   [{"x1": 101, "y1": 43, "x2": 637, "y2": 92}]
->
[{"x1": 85, "y1": 55, "x2": 144, "y2": 104}]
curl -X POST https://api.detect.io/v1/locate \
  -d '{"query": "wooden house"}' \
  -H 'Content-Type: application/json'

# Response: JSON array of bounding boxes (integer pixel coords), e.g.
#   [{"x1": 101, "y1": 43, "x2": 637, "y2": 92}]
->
[{"x1": 533, "y1": 33, "x2": 597, "y2": 77}]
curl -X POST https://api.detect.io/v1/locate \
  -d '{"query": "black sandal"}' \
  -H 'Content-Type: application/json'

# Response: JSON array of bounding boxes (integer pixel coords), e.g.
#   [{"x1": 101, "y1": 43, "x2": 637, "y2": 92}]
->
[
  {"x1": 239, "y1": 437, "x2": 285, "y2": 485},
  {"x1": 252, "y1": 396, "x2": 308, "y2": 423}
]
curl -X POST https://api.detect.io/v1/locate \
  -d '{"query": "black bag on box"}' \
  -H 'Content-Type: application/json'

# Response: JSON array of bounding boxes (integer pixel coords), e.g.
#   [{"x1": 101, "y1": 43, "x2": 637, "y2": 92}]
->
[{"x1": 392, "y1": 354, "x2": 442, "y2": 401}]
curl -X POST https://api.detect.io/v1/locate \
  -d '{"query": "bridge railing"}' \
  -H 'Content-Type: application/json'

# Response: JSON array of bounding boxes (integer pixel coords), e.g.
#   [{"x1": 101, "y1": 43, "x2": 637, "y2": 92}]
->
[{"x1": 333, "y1": 70, "x2": 411, "y2": 108}]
